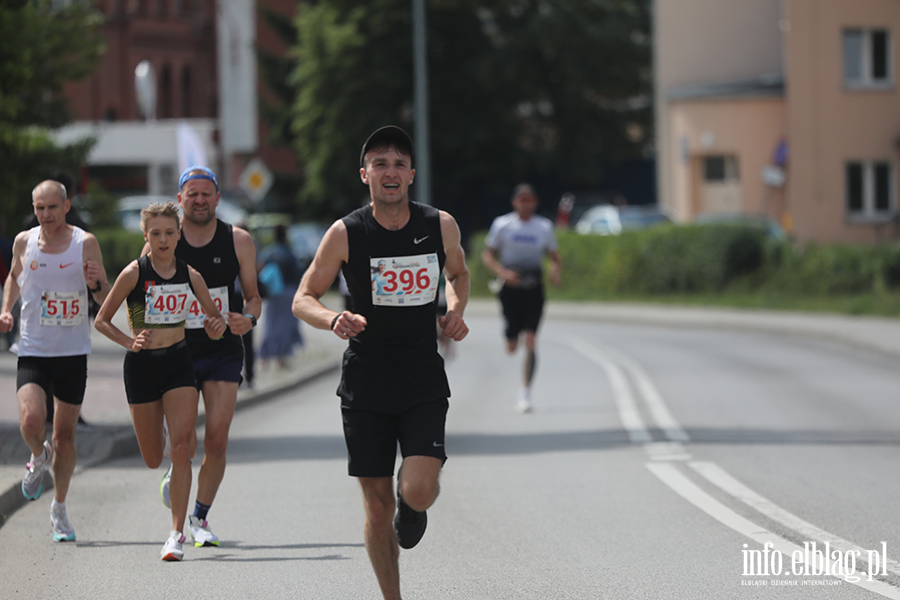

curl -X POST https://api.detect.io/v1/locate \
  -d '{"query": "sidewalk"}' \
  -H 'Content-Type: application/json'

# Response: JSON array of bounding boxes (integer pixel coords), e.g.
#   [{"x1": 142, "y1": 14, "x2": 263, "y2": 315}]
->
[{"x1": 3, "y1": 298, "x2": 900, "y2": 527}]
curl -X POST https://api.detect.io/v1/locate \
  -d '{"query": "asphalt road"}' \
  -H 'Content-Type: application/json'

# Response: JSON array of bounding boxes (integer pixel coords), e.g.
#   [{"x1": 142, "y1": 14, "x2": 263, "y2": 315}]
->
[{"x1": 3, "y1": 310, "x2": 900, "y2": 599}]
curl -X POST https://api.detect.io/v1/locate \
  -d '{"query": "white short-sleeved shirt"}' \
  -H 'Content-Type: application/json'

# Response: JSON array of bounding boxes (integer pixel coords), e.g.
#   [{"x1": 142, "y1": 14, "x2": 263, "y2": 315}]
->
[{"x1": 484, "y1": 212, "x2": 558, "y2": 273}]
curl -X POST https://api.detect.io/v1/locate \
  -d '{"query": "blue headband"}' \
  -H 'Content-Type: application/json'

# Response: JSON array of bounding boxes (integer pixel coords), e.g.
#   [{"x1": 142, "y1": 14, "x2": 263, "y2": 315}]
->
[{"x1": 179, "y1": 166, "x2": 219, "y2": 191}]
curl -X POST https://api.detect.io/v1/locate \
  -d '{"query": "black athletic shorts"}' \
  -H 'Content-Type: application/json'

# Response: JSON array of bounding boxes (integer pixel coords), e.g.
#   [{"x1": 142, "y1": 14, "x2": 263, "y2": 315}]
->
[
  {"x1": 17, "y1": 355, "x2": 88, "y2": 406},
  {"x1": 192, "y1": 353, "x2": 244, "y2": 386},
  {"x1": 341, "y1": 400, "x2": 448, "y2": 478},
  {"x1": 123, "y1": 340, "x2": 197, "y2": 405},
  {"x1": 499, "y1": 284, "x2": 545, "y2": 340}
]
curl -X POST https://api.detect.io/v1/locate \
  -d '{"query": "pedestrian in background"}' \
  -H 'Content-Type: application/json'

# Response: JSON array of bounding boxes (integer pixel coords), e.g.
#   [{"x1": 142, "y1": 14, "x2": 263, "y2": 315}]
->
[
  {"x1": 258, "y1": 223, "x2": 303, "y2": 369},
  {"x1": 482, "y1": 183, "x2": 561, "y2": 413}
]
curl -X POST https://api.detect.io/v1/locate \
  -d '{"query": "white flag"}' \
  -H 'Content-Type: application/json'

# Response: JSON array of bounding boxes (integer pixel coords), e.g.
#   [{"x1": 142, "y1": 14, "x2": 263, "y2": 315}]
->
[{"x1": 177, "y1": 121, "x2": 209, "y2": 173}]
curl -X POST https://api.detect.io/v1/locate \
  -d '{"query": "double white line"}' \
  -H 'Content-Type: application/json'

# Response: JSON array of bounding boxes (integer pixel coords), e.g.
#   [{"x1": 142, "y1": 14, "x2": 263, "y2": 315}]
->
[{"x1": 560, "y1": 332, "x2": 900, "y2": 598}]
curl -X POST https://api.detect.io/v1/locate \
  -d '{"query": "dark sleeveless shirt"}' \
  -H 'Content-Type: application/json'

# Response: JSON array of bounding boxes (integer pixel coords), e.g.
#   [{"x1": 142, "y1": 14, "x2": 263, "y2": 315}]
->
[
  {"x1": 337, "y1": 202, "x2": 451, "y2": 412},
  {"x1": 126, "y1": 256, "x2": 194, "y2": 330},
  {"x1": 175, "y1": 219, "x2": 242, "y2": 360}
]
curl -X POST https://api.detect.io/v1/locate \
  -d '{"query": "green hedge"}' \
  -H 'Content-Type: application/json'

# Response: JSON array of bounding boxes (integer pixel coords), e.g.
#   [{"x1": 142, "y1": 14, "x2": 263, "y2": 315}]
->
[
  {"x1": 467, "y1": 223, "x2": 900, "y2": 304},
  {"x1": 94, "y1": 228, "x2": 146, "y2": 279}
]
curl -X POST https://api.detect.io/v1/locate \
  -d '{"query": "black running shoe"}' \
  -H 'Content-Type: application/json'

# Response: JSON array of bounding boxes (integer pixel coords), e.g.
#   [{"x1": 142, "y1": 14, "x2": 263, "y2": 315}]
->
[{"x1": 394, "y1": 481, "x2": 427, "y2": 549}]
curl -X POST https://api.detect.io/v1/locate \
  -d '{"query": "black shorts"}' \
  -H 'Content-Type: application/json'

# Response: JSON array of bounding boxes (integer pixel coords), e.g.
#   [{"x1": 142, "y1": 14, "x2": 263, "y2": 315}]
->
[
  {"x1": 124, "y1": 340, "x2": 197, "y2": 405},
  {"x1": 341, "y1": 400, "x2": 448, "y2": 478},
  {"x1": 192, "y1": 354, "x2": 244, "y2": 386},
  {"x1": 17, "y1": 355, "x2": 88, "y2": 406},
  {"x1": 499, "y1": 285, "x2": 545, "y2": 340}
]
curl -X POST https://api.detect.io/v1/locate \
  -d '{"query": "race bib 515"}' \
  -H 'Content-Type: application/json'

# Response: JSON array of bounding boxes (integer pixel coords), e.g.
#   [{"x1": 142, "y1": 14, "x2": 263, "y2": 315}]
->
[{"x1": 40, "y1": 290, "x2": 86, "y2": 326}]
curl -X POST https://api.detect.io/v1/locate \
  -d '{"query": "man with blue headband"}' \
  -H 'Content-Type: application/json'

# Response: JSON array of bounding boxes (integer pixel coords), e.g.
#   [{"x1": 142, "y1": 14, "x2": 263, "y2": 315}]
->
[{"x1": 157, "y1": 165, "x2": 261, "y2": 549}]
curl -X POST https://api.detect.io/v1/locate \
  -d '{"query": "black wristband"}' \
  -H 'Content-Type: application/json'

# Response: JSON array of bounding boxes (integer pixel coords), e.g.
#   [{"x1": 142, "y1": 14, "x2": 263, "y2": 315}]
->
[
  {"x1": 330, "y1": 313, "x2": 340, "y2": 331},
  {"x1": 90, "y1": 280, "x2": 103, "y2": 293}
]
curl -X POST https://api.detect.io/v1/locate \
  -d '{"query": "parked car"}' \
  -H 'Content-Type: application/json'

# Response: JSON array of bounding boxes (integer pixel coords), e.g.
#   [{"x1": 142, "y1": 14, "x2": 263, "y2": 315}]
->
[
  {"x1": 574, "y1": 204, "x2": 672, "y2": 235},
  {"x1": 287, "y1": 222, "x2": 327, "y2": 269},
  {"x1": 574, "y1": 205, "x2": 622, "y2": 235},
  {"x1": 693, "y1": 212, "x2": 786, "y2": 240},
  {"x1": 617, "y1": 206, "x2": 673, "y2": 231},
  {"x1": 116, "y1": 195, "x2": 248, "y2": 231}
]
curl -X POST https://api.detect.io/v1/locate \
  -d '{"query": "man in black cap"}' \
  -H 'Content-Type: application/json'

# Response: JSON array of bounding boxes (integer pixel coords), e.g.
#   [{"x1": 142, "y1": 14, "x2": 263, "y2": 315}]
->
[{"x1": 292, "y1": 126, "x2": 470, "y2": 600}]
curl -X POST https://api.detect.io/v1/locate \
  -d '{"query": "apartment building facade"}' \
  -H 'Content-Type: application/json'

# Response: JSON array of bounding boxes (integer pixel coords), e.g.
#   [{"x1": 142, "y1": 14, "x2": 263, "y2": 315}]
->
[{"x1": 654, "y1": 0, "x2": 899, "y2": 244}]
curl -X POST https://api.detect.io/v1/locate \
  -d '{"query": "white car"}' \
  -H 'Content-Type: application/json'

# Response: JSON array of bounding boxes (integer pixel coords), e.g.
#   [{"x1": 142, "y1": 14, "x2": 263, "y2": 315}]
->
[{"x1": 574, "y1": 205, "x2": 622, "y2": 235}]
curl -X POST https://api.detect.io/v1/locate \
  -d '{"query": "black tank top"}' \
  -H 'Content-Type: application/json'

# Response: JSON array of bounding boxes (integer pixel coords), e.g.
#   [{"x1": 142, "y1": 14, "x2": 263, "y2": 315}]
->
[
  {"x1": 338, "y1": 202, "x2": 450, "y2": 411},
  {"x1": 126, "y1": 256, "x2": 194, "y2": 330},
  {"x1": 175, "y1": 220, "x2": 242, "y2": 359},
  {"x1": 342, "y1": 202, "x2": 445, "y2": 350}
]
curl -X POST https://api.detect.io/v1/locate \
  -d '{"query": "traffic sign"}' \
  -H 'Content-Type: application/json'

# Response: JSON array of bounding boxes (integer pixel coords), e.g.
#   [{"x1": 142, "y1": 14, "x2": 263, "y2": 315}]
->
[{"x1": 239, "y1": 158, "x2": 273, "y2": 203}]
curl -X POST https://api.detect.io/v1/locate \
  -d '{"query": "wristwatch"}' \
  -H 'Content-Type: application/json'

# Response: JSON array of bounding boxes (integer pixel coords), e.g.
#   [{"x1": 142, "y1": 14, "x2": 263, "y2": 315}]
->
[
  {"x1": 245, "y1": 313, "x2": 257, "y2": 328},
  {"x1": 90, "y1": 280, "x2": 103, "y2": 293}
]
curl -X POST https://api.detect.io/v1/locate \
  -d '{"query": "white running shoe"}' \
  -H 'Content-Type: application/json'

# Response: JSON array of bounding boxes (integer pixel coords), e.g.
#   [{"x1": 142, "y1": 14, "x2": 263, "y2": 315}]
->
[
  {"x1": 188, "y1": 515, "x2": 220, "y2": 547},
  {"x1": 515, "y1": 390, "x2": 533, "y2": 414},
  {"x1": 22, "y1": 440, "x2": 53, "y2": 500},
  {"x1": 50, "y1": 501, "x2": 75, "y2": 542},
  {"x1": 160, "y1": 530, "x2": 185, "y2": 561},
  {"x1": 160, "y1": 464, "x2": 172, "y2": 509}
]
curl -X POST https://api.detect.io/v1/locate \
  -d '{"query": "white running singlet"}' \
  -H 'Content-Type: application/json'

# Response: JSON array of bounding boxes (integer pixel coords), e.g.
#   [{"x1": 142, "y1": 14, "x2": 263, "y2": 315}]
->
[{"x1": 16, "y1": 226, "x2": 91, "y2": 357}]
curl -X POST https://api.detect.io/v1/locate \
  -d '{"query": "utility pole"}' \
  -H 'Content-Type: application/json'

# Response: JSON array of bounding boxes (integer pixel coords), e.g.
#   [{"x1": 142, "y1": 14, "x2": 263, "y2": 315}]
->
[{"x1": 413, "y1": 0, "x2": 431, "y2": 205}]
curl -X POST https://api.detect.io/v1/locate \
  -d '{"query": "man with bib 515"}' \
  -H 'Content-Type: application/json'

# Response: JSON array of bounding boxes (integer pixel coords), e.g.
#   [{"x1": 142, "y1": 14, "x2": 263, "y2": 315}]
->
[
  {"x1": 0, "y1": 180, "x2": 110, "y2": 542},
  {"x1": 292, "y1": 126, "x2": 469, "y2": 600}
]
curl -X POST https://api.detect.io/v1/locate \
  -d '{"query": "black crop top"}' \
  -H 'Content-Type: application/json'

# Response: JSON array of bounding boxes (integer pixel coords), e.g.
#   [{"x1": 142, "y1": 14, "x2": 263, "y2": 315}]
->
[{"x1": 126, "y1": 255, "x2": 194, "y2": 330}]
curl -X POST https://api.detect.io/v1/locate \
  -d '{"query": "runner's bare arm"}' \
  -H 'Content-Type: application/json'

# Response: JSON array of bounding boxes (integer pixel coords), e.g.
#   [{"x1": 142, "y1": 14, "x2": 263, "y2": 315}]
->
[
  {"x1": 481, "y1": 244, "x2": 520, "y2": 287},
  {"x1": 227, "y1": 226, "x2": 261, "y2": 336},
  {"x1": 82, "y1": 233, "x2": 111, "y2": 304},
  {"x1": 292, "y1": 220, "x2": 366, "y2": 339},
  {"x1": 439, "y1": 211, "x2": 469, "y2": 342},
  {"x1": 188, "y1": 266, "x2": 226, "y2": 339},
  {"x1": 548, "y1": 248, "x2": 562, "y2": 287},
  {"x1": 0, "y1": 232, "x2": 28, "y2": 332},
  {"x1": 94, "y1": 260, "x2": 148, "y2": 351}
]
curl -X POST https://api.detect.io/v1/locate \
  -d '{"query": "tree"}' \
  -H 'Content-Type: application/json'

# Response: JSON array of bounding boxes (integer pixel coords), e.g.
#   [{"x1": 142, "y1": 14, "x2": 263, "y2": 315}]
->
[
  {"x1": 288, "y1": 0, "x2": 651, "y2": 230},
  {"x1": 257, "y1": 3, "x2": 306, "y2": 214},
  {"x1": 0, "y1": 0, "x2": 105, "y2": 228}
]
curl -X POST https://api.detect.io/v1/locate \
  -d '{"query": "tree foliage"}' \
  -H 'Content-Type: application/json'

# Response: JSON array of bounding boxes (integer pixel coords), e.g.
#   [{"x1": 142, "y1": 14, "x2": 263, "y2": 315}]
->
[
  {"x1": 287, "y1": 0, "x2": 651, "y2": 227},
  {"x1": 0, "y1": 0, "x2": 105, "y2": 227}
]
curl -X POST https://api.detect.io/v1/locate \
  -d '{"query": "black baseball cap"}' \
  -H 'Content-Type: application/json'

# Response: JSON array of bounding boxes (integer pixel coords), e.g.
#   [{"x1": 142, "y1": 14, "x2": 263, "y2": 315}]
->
[{"x1": 359, "y1": 126, "x2": 414, "y2": 168}]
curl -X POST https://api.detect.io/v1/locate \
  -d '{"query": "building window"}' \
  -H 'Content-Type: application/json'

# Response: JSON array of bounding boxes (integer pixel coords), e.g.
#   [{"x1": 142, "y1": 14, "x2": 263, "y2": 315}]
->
[
  {"x1": 843, "y1": 29, "x2": 892, "y2": 88},
  {"x1": 703, "y1": 155, "x2": 739, "y2": 182},
  {"x1": 846, "y1": 161, "x2": 895, "y2": 220}
]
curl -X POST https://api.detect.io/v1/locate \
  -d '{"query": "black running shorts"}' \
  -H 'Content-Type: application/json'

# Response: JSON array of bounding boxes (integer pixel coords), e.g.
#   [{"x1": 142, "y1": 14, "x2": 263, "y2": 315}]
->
[
  {"x1": 17, "y1": 355, "x2": 88, "y2": 406},
  {"x1": 341, "y1": 400, "x2": 448, "y2": 478},
  {"x1": 123, "y1": 340, "x2": 198, "y2": 405},
  {"x1": 499, "y1": 284, "x2": 545, "y2": 340}
]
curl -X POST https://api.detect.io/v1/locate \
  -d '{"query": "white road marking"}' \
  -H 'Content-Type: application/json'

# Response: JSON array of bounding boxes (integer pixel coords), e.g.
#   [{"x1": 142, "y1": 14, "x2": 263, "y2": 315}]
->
[
  {"x1": 562, "y1": 335, "x2": 651, "y2": 443},
  {"x1": 560, "y1": 331, "x2": 900, "y2": 596},
  {"x1": 648, "y1": 462, "x2": 900, "y2": 598},
  {"x1": 691, "y1": 460, "x2": 900, "y2": 576}
]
